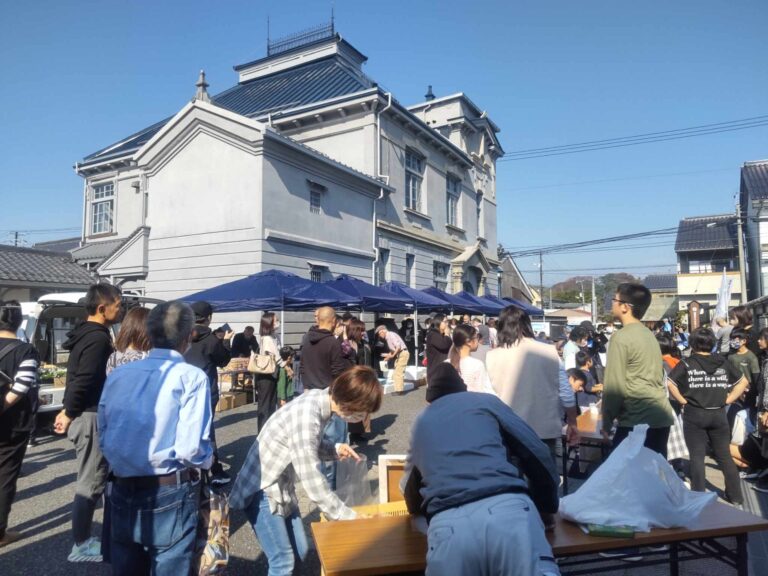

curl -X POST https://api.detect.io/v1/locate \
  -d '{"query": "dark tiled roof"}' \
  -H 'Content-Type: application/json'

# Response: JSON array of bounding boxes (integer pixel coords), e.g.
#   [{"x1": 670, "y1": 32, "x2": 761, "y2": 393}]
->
[
  {"x1": 82, "y1": 57, "x2": 372, "y2": 165},
  {"x1": 32, "y1": 237, "x2": 81, "y2": 253},
  {"x1": 71, "y1": 238, "x2": 126, "y2": 261},
  {"x1": 741, "y1": 161, "x2": 768, "y2": 201},
  {"x1": 644, "y1": 274, "x2": 677, "y2": 292},
  {"x1": 675, "y1": 214, "x2": 737, "y2": 253},
  {"x1": 0, "y1": 245, "x2": 93, "y2": 286}
]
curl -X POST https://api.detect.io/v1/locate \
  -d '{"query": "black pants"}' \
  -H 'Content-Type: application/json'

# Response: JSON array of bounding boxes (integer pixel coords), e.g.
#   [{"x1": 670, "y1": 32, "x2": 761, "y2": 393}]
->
[
  {"x1": 612, "y1": 425, "x2": 670, "y2": 459},
  {"x1": 255, "y1": 374, "x2": 277, "y2": 432},
  {"x1": 0, "y1": 433, "x2": 29, "y2": 536},
  {"x1": 683, "y1": 405, "x2": 743, "y2": 504}
]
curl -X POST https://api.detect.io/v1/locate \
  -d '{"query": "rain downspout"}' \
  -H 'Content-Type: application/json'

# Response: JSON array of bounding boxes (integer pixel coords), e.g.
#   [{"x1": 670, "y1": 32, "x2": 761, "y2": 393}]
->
[
  {"x1": 372, "y1": 93, "x2": 393, "y2": 283},
  {"x1": 75, "y1": 163, "x2": 87, "y2": 246}
]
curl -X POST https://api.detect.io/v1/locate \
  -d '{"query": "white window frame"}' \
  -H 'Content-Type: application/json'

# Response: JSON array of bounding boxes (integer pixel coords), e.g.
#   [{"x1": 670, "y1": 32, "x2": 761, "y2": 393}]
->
[
  {"x1": 90, "y1": 182, "x2": 115, "y2": 235},
  {"x1": 405, "y1": 150, "x2": 424, "y2": 212},
  {"x1": 476, "y1": 190, "x2": 485, "y2": 238},
  {"x1": 309, "y1": 265, "x2": 327, "y2": 283},
  {"x1": 378, "y1": 248, "x2": 391, "y2": 284},
  {"x1": 308, "y1": 180, "x2": 326, "y2": 215},
  {"x1": 433, "y1": 261, "x2": 449, "y2": 290},
  {"x1": 446, "y1": 175, "x2": 461, "y2": 227}
]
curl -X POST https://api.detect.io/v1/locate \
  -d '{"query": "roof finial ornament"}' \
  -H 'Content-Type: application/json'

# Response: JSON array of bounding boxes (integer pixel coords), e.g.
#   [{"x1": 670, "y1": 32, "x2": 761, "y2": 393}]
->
[
  {"x1": 425, "y1": 85, "x2": 435, "y2": 101},
  {"x1": 193, "y1": 69, "x2": 211, "y2": 103}
]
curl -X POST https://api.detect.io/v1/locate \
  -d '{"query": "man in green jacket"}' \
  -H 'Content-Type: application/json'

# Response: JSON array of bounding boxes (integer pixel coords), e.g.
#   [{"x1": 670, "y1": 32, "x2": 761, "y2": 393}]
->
[{"x1": 601, "y1": 283, "x2": 675, "y2": 456}]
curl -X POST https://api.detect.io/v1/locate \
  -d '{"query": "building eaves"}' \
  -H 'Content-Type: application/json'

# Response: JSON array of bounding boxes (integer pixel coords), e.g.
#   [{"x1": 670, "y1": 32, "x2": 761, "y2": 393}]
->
[
  {"x1": 0, "y1": 245, "x2": 93, "y2": 286},
  {"x1": 674, "y1": 213, "x2": 738, "y2": 253},
  {"x1": 233, "y1": 35, "x2": 368, "y2": 71},
  {"x1": 741, "y1": 160, "x2": 768, "y2": 201},
  {"x1": 71, "y1": 238, "x2": 126, "y2": 262}
]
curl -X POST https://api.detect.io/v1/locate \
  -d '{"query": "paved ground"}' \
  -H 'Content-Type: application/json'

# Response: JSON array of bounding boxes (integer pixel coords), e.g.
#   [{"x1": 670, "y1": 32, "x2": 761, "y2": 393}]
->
[{"x1": 2, "y1": 389, "x2": 767, "y2": 575}]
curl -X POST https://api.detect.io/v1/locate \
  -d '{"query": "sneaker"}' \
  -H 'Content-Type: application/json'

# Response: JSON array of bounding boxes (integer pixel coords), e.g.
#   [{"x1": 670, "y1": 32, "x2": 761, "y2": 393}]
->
[
  {"x1": 599, "y1": 548, "x2": 642, "y2": 562},
  {"x1": 210, "y1": 468, "x2": 231, "y2": 486},
  {"x1": 68, "y1": 537, "x2": 102, "y2": 562},
  {"x1": 0, "y1": 530, "x2": 22, "y2": 548}
]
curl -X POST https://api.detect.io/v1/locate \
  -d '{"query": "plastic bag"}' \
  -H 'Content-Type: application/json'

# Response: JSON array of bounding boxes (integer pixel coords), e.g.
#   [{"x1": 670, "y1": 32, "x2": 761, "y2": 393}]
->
[
  {"x1": 335, "y1": 454, "x2": 373, "y2": 506},
  {"x1": 559, "y1": 425, "x2": 716, "y2": 532},
  {"x1": 196, "y1": 480, "x2": 230, "y2": 575}
]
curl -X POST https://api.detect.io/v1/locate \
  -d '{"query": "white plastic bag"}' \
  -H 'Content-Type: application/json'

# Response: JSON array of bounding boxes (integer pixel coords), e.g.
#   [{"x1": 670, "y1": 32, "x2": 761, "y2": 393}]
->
[
  {"x1": 559, "y1": 425, "x2": 716, "y2": 532},
  {"x1": 335, "y1": 454, "x2": 373, "y2": 506}
]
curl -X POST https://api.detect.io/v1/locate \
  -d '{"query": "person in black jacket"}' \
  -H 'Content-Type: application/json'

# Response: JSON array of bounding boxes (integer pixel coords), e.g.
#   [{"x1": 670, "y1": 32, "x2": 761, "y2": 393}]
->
[
  {"x1": 425, "y1": 314, "x2": 452, "y2": 381},
  {"x1": 299, "y1": 307, "x2": 350, "y2": 390},
  {"x1": 231, "y1": 326, "x2": 259, "y2": 358},
  {"x1": 0, "y1": 301, "x2": 40, "y2": 548},
  {"x1": 54, "y1": 284, "x2": 121, "y2": 562},
  {"x1": 184, "y1": 301, "x2": 232, "y2": 485}
]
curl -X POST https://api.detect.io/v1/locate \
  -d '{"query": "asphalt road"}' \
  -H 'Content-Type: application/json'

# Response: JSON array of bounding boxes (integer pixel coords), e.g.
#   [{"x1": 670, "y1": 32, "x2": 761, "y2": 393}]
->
[
  {"x1": 0, "y1": 387, "x2": 752, "y2": 576},
  {"x1": 0, "y1": 389, "x2": 423, "y2": 576}
]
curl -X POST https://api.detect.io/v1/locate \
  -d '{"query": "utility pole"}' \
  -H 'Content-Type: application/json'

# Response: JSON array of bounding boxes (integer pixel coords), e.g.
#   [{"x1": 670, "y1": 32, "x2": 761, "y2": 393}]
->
[
  {"x1": 736, "y1": 198, "x2": 748, "y2": 303},
  {"x1": 13, "y1": 231, "x2": 18, "y2": 247},
  {"x1": 591, "y1": 276, "x2": 596, "y2": 324},
  {"x1": 539, "y1": 252, "x2": 544, "y2": 311}
]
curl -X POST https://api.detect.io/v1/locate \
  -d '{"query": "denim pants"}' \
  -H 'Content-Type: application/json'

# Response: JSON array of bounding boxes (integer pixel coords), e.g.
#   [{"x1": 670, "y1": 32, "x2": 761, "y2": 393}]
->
[
  {"x1": 322, "y1": 413, "x2": 348, "y2": 490},
  {"x1": 246, "y1": 490, "x2": 308, "y2": 576},
  {"x1": 425, "y1": 493, "x2": 560, "y2": 576},
  {"x1": 109, "y1": 479, "x2": 200, "y2": 576}
]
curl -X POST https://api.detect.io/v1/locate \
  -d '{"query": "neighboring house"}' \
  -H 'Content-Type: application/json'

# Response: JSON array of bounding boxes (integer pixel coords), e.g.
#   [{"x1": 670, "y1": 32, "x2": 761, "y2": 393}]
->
[
  {"x1": 72, "y1": 27, "x2": 501, "y2": 301},
  {"x1": 499, "y1": 255, "x2": 536, "y2": 304},
  {"x1": 0, "y1": 245, "x2": 93, "y2": 301},
  {"x1": 740, "y1": 160, "x2": 768, "y2": 300},
  {"x1": 32, "y1": 237, "x2": 81, "y2": 253},
  {"x1": 642, "y1": 273, "x2": 678, "y2": 322},
  {"x1": 675, "y1": 214, "x2": 741, "y2": 314}
]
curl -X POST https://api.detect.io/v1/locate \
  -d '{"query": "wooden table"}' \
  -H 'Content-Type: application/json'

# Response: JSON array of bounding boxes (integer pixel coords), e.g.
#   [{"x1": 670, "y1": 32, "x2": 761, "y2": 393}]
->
[{"x1": 311, "y1": 501, "x2": 768, "y2": 575}]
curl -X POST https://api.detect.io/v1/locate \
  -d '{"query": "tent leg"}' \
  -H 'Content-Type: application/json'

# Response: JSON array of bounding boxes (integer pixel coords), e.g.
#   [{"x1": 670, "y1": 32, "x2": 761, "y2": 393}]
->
[
  {"x1": 280, "y1": 310, "x2": 284, "y2": 344},
  {"x1": 413, "y1": 306, "x2": 419, "y2": 367}
]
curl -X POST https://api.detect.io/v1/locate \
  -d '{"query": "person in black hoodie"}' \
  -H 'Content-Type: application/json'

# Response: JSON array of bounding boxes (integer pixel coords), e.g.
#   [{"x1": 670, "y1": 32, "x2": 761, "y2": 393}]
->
[
  {"x1": 184, "y1": 301, "x2": 232, "y2": 485},
  {"x1": 53, "y1": 284, "x2": 121, "y2": 562},
  {"x1": 0, "y1": 301, "x2": 40, "y2": 548},
  {"x1": 299, "y1": 306, "x2": 350, "y2": 390},
  {"x1": 425, "y1": 314, "x2": 452, "y2": 382},
  {"x1": 667, "y1": 327, "x2": 748, "y2": 505}
]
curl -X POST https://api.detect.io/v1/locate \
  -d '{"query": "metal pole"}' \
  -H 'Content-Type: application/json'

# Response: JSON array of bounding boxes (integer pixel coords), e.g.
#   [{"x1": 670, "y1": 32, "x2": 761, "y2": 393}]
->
[
  {"x1": 736, "y1": 199, "x2": 748, "y2": 303},
  {"x1": 539, "y1": 252, "x2": 544, "y2": 311},
  {"x1": 413, "y1": 305, "x2": 419, "y2": 367},
  {"x1": 591, "y1": 276, "x2": 596, "y2": 324},
  {"x1": 280, "y1": 310, "x2": 284, "y2": 344}
]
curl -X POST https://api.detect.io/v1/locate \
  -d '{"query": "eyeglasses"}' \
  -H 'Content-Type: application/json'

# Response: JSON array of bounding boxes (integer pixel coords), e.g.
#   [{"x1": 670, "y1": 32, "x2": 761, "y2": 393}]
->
[{"x1": 612, "y1": 298, "x2": 634, "y2": 307}]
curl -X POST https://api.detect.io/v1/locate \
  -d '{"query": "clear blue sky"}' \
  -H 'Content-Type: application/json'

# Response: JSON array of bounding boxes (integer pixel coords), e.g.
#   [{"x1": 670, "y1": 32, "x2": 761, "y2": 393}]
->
[{"x1": 2, "y1": 0, "x2": 766, "y2": 286}]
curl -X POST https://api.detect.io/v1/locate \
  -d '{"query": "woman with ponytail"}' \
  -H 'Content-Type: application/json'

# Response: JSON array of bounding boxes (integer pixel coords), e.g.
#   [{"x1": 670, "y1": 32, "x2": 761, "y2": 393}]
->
[{"x1": 446, "y1": 324, "x2": 495, "y2": 394}]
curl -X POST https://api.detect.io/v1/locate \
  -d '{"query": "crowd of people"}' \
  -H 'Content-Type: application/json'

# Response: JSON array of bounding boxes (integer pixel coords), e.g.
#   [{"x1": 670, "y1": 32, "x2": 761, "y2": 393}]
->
[{"x1": 0, "y1": 280, "x2": 766, "y2": 575}]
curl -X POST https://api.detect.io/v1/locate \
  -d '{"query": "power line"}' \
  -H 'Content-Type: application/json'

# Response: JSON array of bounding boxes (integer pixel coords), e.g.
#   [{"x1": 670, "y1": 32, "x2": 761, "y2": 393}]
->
[
  {"x1": 499, "y1": 115, "x2": 768, "y2": 161},
  {"x1": 501, "y1": 167, "x2": 735, "y2": 192}
]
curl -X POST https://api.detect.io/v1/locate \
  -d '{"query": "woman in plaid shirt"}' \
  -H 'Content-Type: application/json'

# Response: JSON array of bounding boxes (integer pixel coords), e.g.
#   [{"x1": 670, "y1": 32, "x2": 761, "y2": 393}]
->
[{"x1": 229, "y1": 366, "x2": 382, "y2": 576}]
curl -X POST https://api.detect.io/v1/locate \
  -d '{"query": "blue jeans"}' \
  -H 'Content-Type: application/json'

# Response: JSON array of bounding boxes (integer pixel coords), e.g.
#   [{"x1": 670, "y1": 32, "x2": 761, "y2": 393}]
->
[
  {"x1": 322, "y1": 414, "x2": 348, "y2": 490},
  {"x1": 109, "y1": 479, "x2": 200, "y2": 576},
  {"x1": 246, "y1": 491, "x2": 308, "y2": 576},
  {"x1": 426, "y1": 493, "x2": 560, "y2": 576}
]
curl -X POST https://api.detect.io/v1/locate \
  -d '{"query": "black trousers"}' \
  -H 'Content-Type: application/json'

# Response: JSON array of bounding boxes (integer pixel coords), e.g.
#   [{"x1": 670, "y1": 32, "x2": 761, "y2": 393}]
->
[
  {"x1": 612, "y1": 425, "x2": 670, "y2": 459},
  {"x1": 683, "y1": 406, "x2": 743, "y2": 504},
  {"x1": 0, "y1": 432, "x2": 29, "y2": 536},
  {"x1": 255, "y1": 374, "x2": 277, "y2": 432}
]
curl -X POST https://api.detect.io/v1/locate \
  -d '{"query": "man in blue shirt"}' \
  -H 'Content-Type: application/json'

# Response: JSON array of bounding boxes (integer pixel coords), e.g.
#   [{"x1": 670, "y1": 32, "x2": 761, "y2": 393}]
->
[
  {"x1": 99, "y1": 301, "x2": 213, "y2": 576},
  {"x1": 402, "y1": 363, "x2": 560, "y2": 576}
]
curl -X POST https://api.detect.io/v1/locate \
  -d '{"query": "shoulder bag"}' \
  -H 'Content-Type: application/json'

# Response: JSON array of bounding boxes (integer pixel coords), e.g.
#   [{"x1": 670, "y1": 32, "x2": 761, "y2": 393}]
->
[{"x1": 248, "y1": 336, "x2": 276, "y2": 375}]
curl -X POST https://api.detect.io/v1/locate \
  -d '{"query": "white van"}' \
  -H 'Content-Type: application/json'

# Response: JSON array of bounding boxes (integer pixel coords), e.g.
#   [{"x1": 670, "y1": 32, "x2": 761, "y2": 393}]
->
[{"x1": 26, "y1": 292, "x2": 161, "y2": 413}]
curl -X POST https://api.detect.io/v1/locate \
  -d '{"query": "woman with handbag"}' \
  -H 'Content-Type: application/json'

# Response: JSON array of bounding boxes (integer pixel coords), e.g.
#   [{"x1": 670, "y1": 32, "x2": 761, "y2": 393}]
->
[
  {"x1": 253, "y1": 312, "x2": 288, "y2": 432},
  {"x1": 345, "y1": 319, "x2": 373, "y2": 438}
]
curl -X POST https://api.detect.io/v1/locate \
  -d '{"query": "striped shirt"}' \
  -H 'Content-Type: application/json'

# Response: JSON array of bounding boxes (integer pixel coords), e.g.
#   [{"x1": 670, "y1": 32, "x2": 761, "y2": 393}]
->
[{"x1": 0, "y1": 338, "x2": 40, "y2": 434}]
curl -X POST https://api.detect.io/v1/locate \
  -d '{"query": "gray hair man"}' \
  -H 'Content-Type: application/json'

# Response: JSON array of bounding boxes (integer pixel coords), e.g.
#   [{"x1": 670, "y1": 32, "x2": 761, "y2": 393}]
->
[{"x1": 98, "y1": 301, "x2": 213, "y2": 575}]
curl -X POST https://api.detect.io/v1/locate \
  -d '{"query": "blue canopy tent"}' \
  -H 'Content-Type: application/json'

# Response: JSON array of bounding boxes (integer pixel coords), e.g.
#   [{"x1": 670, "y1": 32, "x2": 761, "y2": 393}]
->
[
  {"x1": 421, "y1": 287, "x2": 482, "y2": 315},
  {"x1": 482, "y1": 293, "x2": 545, "y2": 317},
  {"x1": 502, "y1": 296, "x2": 545, "y2": 317},
  {"x1": 455, "y1": 291, "x2": 504, "y2": 316},
  {"x1": 380, "y1": 281, "x2": 450, "y2": 365},
  {"x1": 180, "y1": 269, "x2": 360, "y2": 341},
  {"x1": 325, "y1": 275, "x2": 412, "y2": 313}
]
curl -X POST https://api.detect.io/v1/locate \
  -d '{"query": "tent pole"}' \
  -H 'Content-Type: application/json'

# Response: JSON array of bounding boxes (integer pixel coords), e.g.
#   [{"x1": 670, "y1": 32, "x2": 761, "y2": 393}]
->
[
  {"x1": 280, "y1": 310, "x2": 284, "y2": 344},
  {"x1": 413, "y1": 305, "x2": 419, "y2": 367}
]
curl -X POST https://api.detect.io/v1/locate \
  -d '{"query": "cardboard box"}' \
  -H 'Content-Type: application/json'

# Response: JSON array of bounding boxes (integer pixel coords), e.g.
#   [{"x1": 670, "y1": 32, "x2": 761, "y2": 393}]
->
[
  {"x1": 232, "y1": 391, "x2": 248, "y2": 408},
  {"x1": 216, "y1": 391, "x2": 248, "y2": 412},
  {"x1": 53, "y1": 376, "x2": 67, "y2": 388}
]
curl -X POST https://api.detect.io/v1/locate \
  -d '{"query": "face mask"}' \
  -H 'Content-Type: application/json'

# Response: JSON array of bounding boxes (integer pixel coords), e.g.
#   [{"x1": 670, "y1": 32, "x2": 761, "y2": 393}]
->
[
  {"x1": 339, "y1": 411, "x2": 366, "y2": 423},
  {"x1": 730, "y1": 339, "x2": 743, "y2": 349}
]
